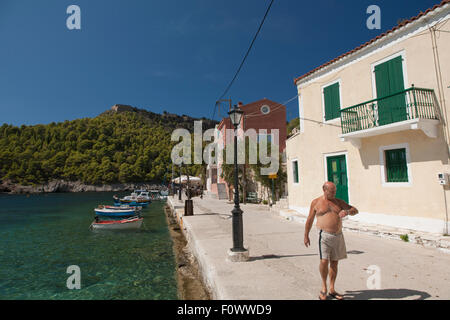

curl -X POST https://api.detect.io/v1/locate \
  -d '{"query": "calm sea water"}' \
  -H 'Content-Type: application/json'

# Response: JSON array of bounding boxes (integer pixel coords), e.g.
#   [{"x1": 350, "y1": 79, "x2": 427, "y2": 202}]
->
[{"x1": 0, "y1": 192, "x2": 178, "y2": 300}]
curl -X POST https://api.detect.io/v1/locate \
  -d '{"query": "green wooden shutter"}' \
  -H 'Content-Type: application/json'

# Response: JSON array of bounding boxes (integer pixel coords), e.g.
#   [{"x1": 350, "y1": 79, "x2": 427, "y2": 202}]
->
[
  {"x1": 324, "y1": 82, "x2": 340, "y2": 121},
  {"x1": 388, "y1": 57, "x2": 407, "y2": 123},
  {"x1": 375, "y1": 61, "x2": 391, "y2": 125},
  {"x1": 324, "y1": 86, "x2": 332, "y2": 121},
  {"x1": 387, "y1": 56, "x2": 405, "y2": 93},
  {"x1": 375, "y1": 56, "x2": 406, "y2": 125},
  {"x1": 332, "y1": 82, "x2": 341, "y2": 119},
  {"x1": 385, "y1": 149, "x2": 408, "y2": 182},
  {"x1": 375, "y1": 60, "x2": 392, "y2": 98}
]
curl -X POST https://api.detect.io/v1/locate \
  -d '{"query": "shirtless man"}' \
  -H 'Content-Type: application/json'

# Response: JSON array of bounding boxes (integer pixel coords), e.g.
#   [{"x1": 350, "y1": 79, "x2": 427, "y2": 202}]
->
[{"x1": 304, "y1": 181, "x2": 358, "y2": 300}]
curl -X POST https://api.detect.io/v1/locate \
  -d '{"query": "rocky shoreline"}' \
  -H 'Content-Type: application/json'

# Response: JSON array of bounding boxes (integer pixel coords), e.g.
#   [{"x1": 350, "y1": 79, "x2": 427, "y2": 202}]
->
[
  {"x1": 0, "y1": 179, "x2": 169, "y2": 195},
  {"x1": 164, "y1": 204, "x2": 211, "y2": 300}
]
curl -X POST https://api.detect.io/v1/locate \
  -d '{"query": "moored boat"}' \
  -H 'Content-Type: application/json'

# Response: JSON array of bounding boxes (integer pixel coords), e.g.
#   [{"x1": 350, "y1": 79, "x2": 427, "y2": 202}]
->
[
  {"x1": 102, "y1": 205, "x2": 142, "y2": 211},
  {"x1": 95, "y1": 207, "x2": 137, "y2": 217},
  {"x1": 113, "y1": 195, "x2": 149, "y2": 207},
  {"x1": 122, "y1": 190, "x2": 151, "y2": 203},
  {"x1": 90, "y1": 217, "x2": 144, "y2": 230},
  {"x1": 114, "y1": 190, "x2": 151, "y2": 205}
]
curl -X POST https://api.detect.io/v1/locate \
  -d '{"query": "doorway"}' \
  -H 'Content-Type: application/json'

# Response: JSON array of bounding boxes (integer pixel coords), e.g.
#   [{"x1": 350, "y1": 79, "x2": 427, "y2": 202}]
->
[{"x1": 326, "y1": 154, "x2": 349, "y2": 203}]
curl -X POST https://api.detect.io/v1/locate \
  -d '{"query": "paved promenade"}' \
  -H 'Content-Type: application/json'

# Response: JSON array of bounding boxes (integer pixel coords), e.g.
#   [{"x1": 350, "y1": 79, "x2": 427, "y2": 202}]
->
[{"x1": 167, "y1": 196, "x2": 450, "y2": 300}]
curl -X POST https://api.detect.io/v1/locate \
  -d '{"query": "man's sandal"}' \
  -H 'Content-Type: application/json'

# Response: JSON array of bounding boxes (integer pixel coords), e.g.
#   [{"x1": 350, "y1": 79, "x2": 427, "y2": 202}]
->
[
  {"x1": 328, "y1": 291, "x2": 344, "y2": 300},
  {"x1": 319, "y1": 291, "x2": 327, "y2": 300}
]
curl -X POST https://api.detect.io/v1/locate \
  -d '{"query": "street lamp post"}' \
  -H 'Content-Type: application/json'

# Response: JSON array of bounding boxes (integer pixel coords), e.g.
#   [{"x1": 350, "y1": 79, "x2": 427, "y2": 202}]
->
[
  {"x1": 178, "y1": 164, "x2": 182, "y2": 201},
  {"x1": 185, "y1": 167, "x2": 193, "y2": 216},
  {"x1": 227, "y1": 105, "x2": 249, "y2": 262},
  {"x1": 171, "y1": 163, "x2": 175, "y2": 197}
]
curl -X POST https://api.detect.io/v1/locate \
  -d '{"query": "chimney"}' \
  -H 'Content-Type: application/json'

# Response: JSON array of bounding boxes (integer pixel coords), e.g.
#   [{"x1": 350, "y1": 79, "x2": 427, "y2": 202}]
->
[{"x1": 238, "y1": 102, "x2": 244, "y2": 108}]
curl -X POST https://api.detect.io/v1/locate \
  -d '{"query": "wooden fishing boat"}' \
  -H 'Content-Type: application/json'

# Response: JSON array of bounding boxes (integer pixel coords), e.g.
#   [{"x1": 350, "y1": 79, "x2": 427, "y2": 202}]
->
[
  {"x1": 101, "y1": 205, "x2": 142, "y2": 211},
  {"x1": 94, "y1": 207, "x2": 137, "y2": 217},
  {"x1": 121, "y1": 190, "x2": 151, "y2": 203},
  {"x1": 113, "y1": 194, "x2": 150, "y2": 206},
  {"x1": 90, "y1": 217, "x2": 143, "y2": 230}
]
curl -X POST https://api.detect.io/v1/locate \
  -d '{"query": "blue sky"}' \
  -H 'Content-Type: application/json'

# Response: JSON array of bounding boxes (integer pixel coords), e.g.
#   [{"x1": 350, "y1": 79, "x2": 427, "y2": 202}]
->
[{"x1": 0, "y1": 0, "x2": 441, "y2": 125}]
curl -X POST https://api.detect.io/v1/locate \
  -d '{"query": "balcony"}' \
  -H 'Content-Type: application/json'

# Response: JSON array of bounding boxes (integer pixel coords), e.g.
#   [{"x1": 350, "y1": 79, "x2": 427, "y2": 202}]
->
[{"x1": 339, "y1": 87, "x2": 440, "y2": 148}]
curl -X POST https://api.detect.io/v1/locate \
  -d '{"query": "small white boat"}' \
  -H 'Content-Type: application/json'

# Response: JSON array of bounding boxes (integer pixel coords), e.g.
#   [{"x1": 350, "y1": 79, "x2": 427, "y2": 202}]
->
[
  {"x1": 121, "y1": 190, "x2": 151, "y2": 203},
  {"x1": 90, "y1": 217, "x2": 144, "y2": 230}
]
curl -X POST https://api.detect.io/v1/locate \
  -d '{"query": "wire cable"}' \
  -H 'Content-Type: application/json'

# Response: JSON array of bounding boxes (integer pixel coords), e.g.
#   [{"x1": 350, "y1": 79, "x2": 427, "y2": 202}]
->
[
  {"x1": 212, "y1": 0, "x2": 275, "y2": 120},
  {"x1": 243, "y1": 95, "x2": 298, "y2": 118},
  {"x1": 242, "y1": 94, "x2": 342, "y2": 128}
]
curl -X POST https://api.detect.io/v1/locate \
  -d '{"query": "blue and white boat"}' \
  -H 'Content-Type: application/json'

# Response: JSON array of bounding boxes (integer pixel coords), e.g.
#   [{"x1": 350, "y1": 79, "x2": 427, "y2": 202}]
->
[
  {"x1": 113, "y1": 195, "x2": 149, "y2": 207},
  {"x1": 95, "y1": 207, "x2": 137, "y2": 217},
  {"x1": 114, "y1": 191, "x2": 151, "y2": 206},
  {"x1": 103, "y1": 205, "x2": 142, "y2": 211}
]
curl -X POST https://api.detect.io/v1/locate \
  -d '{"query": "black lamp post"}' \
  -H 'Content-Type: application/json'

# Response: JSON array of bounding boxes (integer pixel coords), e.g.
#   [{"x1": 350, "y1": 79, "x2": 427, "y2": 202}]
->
[
  {"x1": 184, "y1": 167, "x2": 193, "y2": 216},
  {"x1": 178, "y1": 164, "x2": 182, "y2": 201},
  {"x1": 228, "y1": 105, "x2": 246, "y2": 254},
  {"x1": 171, "y1": 163, "x2": 175, "y2": 197}
]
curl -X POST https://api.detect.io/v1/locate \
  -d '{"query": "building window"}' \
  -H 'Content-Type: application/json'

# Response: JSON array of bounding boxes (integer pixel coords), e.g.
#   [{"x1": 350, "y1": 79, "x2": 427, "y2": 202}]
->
[
  {"x1": 385, "y1": 148, "x2": 408, "y2": 182},
  {"x1": 379, "y1": 143, "x2": 412, "y2": 187},
  {"x1": 292, "y1": 160, "x2": 299, "y2": 184},
  {"x1": 261, "y1": 105, "x2": 270, "y2": 114},
  {"x1": 323, "y1": 82, "x2": 341, "y2": 121}
]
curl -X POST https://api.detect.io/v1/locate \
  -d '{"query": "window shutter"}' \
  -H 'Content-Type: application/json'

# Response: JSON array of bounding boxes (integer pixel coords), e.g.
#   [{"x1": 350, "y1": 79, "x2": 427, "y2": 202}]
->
[
  {"x1": 333, "y1": 82, "x2": 341, "y2": 119},
  {"x1": 388, "y1": 56, "x2": 405, "y2": 94},
  {"x1": 324, "y1": 82, "x2": 340, "y2": 121},
  {"x1": 385, "y1": 149, "x2": 408, "y2": 182},
  {"x1": 324, "y1": 87, "x2": 332, "y2": 121}
]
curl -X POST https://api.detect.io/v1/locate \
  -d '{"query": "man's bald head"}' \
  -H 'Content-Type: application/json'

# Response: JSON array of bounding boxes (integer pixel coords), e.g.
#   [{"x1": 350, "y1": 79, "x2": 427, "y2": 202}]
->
[
  {"x1": 323, "y1": 181, "x2": 336, "y2": 191},
  {"x1": 323, "y1": 181, "x2": 337, "y2": 199}
]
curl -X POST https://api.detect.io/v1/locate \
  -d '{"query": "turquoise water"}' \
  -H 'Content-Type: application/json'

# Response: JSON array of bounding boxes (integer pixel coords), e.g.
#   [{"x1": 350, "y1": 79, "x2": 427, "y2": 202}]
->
[{"x1": 0, "y1": 192, "x2": 178, "y2": 299}]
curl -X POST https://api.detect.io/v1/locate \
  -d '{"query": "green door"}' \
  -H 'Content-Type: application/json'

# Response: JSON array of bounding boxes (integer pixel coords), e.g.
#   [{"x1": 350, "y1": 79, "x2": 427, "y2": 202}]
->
[
  {"x1": 374, "y1": 56, "x2": 407, "y2": 125},
  {"x1": 327, "y1": 155, "x2": 349, "y2": 203}
]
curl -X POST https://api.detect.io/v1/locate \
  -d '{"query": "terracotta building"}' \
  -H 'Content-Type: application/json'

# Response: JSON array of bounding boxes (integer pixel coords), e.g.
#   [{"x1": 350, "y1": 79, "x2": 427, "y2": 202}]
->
[{"x1": 206, "y1": 98, "x2": 287, "y2": 200}]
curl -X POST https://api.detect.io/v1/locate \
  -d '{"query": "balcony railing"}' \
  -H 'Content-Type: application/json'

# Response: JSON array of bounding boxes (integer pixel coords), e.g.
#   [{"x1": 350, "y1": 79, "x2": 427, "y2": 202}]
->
[{"x1": 340, "y1": 87, "x2": 439, "y2": 135}]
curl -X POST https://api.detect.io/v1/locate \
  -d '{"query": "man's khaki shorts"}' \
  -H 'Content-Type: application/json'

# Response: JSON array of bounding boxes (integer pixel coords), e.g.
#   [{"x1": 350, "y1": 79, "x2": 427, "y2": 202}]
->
[{"x1": 319, "y1": 230, "x2": 347, "y2": 261}]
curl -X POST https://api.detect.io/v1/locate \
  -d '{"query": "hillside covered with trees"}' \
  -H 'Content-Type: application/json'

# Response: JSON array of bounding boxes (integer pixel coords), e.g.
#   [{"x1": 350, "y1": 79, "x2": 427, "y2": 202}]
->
[{"x1": 0, "y1": 107, "x2": 217, "y2": 186}]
